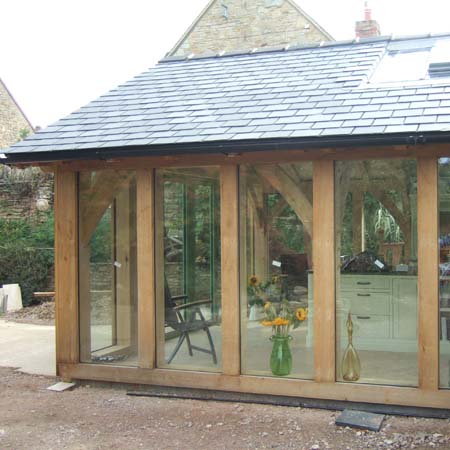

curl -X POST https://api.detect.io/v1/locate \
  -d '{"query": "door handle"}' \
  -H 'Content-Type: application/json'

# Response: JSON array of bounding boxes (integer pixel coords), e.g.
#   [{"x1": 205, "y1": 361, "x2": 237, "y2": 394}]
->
[
  {"x1": 357, "y1": 281, "x2": 371, "y2": 285},
  {"x1": 356, "y1": 316, "x2": 371, "y2": 320},
  {"x1": 357, "y1": 293, "x2": 371, "y2": 297}
]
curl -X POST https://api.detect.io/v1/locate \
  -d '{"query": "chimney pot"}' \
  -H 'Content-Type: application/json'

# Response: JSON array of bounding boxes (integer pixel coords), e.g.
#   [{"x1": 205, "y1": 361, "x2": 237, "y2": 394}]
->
[{"x1": 356, "y1": 1, "x2": 380, "y2": 38}]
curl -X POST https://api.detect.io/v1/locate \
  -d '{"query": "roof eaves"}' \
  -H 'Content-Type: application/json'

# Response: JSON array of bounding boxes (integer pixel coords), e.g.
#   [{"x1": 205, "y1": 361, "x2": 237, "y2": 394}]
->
[{"x1": 4, "y1": 131, "x2": 450, "y2": 165}]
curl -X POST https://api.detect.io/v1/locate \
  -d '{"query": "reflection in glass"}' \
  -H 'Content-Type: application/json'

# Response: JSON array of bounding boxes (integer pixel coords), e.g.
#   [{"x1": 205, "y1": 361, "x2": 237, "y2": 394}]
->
[
  {"x1": 438, "y1": 158, "x2": 450, "y2": 388},
  {"x1": 335, "y1": 160, "x2": 418, "y2": 386},
  {"x1": 79, "y1": 171, "x2": 137, "y2": 365},
  {"x1": 156, "y1": 167, "x2": 221, "y2": 371},
  {"x1": 240, "y1": 163, "x2": 314, "y2": 379}
]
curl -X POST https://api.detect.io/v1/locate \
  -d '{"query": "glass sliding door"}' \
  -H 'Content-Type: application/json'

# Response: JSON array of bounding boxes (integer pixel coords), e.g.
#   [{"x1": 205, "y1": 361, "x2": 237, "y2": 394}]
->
[
  {"x1": 240, "y1": 162, "x2": 314, "y2": 379},
  {"x1": 79, "y1": 170, "x2": 138, "y2": 366},
  {"x1": 335, "y1": 160, "x2": 418, "y2": 386},
  {"x1": 155, "y1": 167, "x2": 221, "y2": 371},
  {"x1": 439, "y1": 158, "x2": 450, "y2": 388}
]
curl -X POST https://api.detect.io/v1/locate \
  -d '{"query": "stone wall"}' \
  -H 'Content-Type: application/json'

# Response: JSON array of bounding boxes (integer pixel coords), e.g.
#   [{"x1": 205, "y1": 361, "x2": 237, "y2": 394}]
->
[
  {"x1": 0, "y1": 166, "x2": 53, "y2": 220},
  {"x1": 171, "y1": 0, "x2": 331, "y2": 57},
  {"x1": 0, "y1": 79, "x2": 32, "y2": 149}
]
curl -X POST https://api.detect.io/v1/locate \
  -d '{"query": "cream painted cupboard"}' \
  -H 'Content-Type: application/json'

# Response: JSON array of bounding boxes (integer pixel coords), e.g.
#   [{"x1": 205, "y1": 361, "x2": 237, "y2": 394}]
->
[{"x1": 307, "y1": 273, "x2": 418, "y2": 351}]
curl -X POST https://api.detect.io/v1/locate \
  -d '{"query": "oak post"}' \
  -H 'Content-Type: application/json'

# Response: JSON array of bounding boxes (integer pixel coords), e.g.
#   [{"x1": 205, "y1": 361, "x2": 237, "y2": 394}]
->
[
  {"x1": 221, "y1": 165, "x2": 240, "y2": 376},
  {"x1": 55, "y1": 169, "x2": 79, "y2": 372},
  {"x1": 417, "y1": 157, "x2": 439, "y2": 390},
  {"x1": 137, "y1": 169, "x2": 155, "y2": 369},
  {"x1": 313, "y1": 160, "x2": 336, "y2": 383}
]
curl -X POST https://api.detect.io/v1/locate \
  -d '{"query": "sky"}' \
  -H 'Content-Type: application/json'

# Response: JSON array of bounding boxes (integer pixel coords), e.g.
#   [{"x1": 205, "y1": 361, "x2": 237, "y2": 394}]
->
[{"x1": 2, "y1": 0, "x2": 450, "y2": 128}]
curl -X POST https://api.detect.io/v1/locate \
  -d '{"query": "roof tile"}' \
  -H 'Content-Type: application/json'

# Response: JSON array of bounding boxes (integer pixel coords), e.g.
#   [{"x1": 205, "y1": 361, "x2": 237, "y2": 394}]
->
[{"x1": 6, "y1": 35, "x2": 450, "y2": 158}]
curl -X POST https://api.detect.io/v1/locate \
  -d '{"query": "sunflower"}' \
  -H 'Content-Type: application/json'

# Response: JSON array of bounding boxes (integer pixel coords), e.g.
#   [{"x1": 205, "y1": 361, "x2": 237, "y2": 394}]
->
[
  {"x1": 248, "y1": 275, "x2": 259, "y2": 287},
  {"x1": 264, "y1": 301, "x2": 271, "y2": 310},
  {"x1": 296, "y1": 307, "x2": 308, "y2": 322},
  {"x1": 273, "y1": 317, "x2": 290, "y2": 326}
]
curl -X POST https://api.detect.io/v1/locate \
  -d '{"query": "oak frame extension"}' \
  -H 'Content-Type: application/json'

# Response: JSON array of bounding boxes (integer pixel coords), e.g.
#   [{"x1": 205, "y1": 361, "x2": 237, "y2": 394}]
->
[{"x1": 54, "y1": 148, "x2": 447, "y2": 410}]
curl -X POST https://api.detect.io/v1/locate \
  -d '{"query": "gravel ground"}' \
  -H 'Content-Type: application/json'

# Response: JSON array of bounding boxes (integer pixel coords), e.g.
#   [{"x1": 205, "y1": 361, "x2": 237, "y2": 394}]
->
[
  {"x1": 1, "y1": 367, "x2": 450, "y2": 450},
  {"x1": 4, "y1": 301, "x2": 54, "y2": 325}
]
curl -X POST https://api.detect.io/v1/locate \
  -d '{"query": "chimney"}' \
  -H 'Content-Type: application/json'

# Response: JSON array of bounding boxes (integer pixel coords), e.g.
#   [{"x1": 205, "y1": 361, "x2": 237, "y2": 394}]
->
[{"x1": 355, "y1": 1, "x2": 380, "y2": 39}]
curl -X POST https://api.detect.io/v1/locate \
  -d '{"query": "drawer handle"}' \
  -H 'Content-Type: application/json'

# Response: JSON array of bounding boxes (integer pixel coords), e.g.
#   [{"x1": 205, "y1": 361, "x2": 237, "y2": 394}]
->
[
  {"x1": 357, "y1": 281, "x2": 371, "y2": 285},
  {"x1": 356, "y1": 316, "x2": 371, "y2": 320},
  {"x1": 357, "y1": 293, "x2": 371, "y2": 297}
]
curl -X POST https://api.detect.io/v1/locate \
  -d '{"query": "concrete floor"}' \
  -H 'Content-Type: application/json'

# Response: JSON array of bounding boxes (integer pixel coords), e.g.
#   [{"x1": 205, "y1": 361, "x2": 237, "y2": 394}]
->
[{"x1": 0, "y1": 319, "x2": 55, "y2": 376}]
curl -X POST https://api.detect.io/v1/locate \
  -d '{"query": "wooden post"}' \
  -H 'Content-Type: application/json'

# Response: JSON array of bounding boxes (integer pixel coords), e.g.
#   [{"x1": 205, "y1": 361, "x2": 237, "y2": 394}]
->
[
  {"x1": 253, "y1": 184, "x2": 269, "y2": 280},
  {"x1": 417, "y1": 157, "x2": 439, "y2": 390},
  {"x1": 55, "y1": 169, "x2": 79, "y2": 372},
  {"x1": 221, "y1": 165, "x2": 240, "y2": 376},
  {"x1": 313, "y1": 160, "x2": 336, "y2": 383},
  {"x1": 137, "y1": 169, "x2": 156, "y2": 369},
  {"x1": 115, "y1": 188, "x2": 132, "y2": 348},
  {"x1": 352, "y1": 190, "x2": 364, "y2": 252}
]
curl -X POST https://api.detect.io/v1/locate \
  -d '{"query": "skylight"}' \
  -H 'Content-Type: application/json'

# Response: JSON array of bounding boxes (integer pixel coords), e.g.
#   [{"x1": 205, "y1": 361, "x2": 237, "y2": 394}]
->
[
  {"x1": 429, "y1": 40, "x2": 450, "y2": 78},
  {"x1": 370, "y1": 49, "x2": 430, "y2": 84}
]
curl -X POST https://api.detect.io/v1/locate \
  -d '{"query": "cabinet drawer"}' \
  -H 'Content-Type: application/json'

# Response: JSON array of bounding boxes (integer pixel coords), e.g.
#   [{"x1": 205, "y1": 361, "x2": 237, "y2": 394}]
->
[
  {"x1": 350, "y1": 314, "x2": 391, "y2": 339},
  {"x1": 341, "y1": 291, "x2": 390, "y2": 316},
  {"x1": 341, "y1": 276, "x2": 391, "y2": 291}
]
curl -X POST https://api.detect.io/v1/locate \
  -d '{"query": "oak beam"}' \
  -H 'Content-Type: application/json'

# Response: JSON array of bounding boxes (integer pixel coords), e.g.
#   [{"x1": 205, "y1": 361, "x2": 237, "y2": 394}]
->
[
  {"x1": 137, "y1": 170, "x2": 156, "y2": 369},
  {"x1": 313, "y1": 160, "x2": 336, "y2": 383},
  {"x1": 220, "y1": 165, "x2": 240, "y2": 376},
  {"x1": 417, "y1": 157, "x2": 439, "y2": 390},
  {"x1": 59, "y1": 362, "x2": 450, "y2": 410},
  {"x1": 55, "y1": 169, "x2": 79, "y2": 371}
]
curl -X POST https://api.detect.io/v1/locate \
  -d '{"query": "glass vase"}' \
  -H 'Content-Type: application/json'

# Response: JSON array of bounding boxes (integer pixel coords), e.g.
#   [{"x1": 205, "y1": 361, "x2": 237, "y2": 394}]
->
[
  {"x1": 270, "y1": 335, "x2": 292, "y2": 376},
  {"x1": 342, "y1": 313, "x2": 361, "y2": 381}
]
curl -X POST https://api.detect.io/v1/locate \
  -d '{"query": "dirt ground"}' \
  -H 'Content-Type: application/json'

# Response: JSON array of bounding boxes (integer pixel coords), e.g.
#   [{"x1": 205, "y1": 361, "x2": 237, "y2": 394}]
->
[{"x1": 0, "y1": 367, "x2": 449, "y2": 450}]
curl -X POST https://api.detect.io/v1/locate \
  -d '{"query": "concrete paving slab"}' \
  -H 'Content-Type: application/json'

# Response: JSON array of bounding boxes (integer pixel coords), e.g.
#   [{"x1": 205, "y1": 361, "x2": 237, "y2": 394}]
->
[
  {"x1": 336, "y1": 409, "x2": 385, "y2": 431},
  {"x1": 47, "y1": 382, "x2": 76, "y2": 392},
  {"x1": 0, "y1": 319, "x2": 55, "y2": 376}
]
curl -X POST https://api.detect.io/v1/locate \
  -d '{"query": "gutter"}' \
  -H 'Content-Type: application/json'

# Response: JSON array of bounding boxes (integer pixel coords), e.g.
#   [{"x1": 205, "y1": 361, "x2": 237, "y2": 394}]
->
[{"x1": 2, "y1": 132, "x2": 450, "y2": 165}]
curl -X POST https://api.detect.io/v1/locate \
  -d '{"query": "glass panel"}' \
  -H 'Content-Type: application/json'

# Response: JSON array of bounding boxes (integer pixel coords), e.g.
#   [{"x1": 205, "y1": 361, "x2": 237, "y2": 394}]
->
[
  {"x1": 79, "y1": 170, "x2": 138, "y2": 366},
  {"x1": 240, "y1": 163, "x2": 313, "y2": 379},
  {"x1": 370, "y1": 50, "x2": 430, "y2": 83},
  {"x1": 156, "y1": 167, "x2": 221, "y2": 371},
  {"x1": 335, "y1": 160, "x2": 418, "y2": 386},
  {"x1": 439, "y1": 158, "x2": 450, "y2": 388}
]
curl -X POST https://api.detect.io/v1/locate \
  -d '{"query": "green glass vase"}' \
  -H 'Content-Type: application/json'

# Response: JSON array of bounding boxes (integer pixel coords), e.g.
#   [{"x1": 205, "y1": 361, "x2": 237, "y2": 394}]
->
[{"x1": 270, "y1": 335, "x2": 292, "y2": 376}]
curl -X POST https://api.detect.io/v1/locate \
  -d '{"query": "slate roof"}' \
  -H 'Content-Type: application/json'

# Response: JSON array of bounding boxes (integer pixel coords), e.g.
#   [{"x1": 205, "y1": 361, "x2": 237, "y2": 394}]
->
[{"x1": 5, "y1": 33, "x2": 450, "y2": 162}]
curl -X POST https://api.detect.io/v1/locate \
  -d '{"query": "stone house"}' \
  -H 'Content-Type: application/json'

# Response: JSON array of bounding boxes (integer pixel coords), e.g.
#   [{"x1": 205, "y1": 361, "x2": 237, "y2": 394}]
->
[
  {"x1": 169, "y1": 0, "x2": 333, "y2": 57},
  {"x1": 0, "y1": 78, "x2": 33, "y2": 149},
  {"x1": 0, "y1": 79, "x2": 52, "y2": 219}
]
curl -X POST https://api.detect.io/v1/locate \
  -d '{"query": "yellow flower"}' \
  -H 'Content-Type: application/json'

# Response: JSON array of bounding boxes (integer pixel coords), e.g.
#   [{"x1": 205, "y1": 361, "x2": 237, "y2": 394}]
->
[
  {"x1": 264, "y1": 301, "x2": 271, "y2": 310},
  {"x1": 261, "y1": 320, "x2": 274, "y2": 327},
  {"x1": 273, "y1": 317, "x2": 290, "y2": 326},
  {"x1": 296, "y1": 307, "x2": 308, "y2": 321},
  {"x1": 249, "y1": 275, "x2": 259, "y2": 287}
]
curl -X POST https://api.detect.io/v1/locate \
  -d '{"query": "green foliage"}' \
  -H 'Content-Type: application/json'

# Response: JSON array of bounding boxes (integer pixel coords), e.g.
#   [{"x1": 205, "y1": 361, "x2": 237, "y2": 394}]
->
[
  {"x1": 268, "y1": 194, "x2": 304, "y2": 254},
  {"x1": 0, "y1": 212, "x2": 54, "y2": 306},
  {"x1": 340, "y1": 193, "x2": 353, "y2": 256},
  {"x1": 89, "y1": 209, "x2": 112, "y2": 263},
  {"x1": 18, "y1": 128, "x2": 30, "y2": 140}
]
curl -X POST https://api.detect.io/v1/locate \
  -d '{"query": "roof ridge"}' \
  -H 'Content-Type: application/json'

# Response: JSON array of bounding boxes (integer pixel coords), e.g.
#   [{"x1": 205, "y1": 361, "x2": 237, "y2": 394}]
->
[{"x1": 159, "y1": 31, "x2": 450, "y2": 64}]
